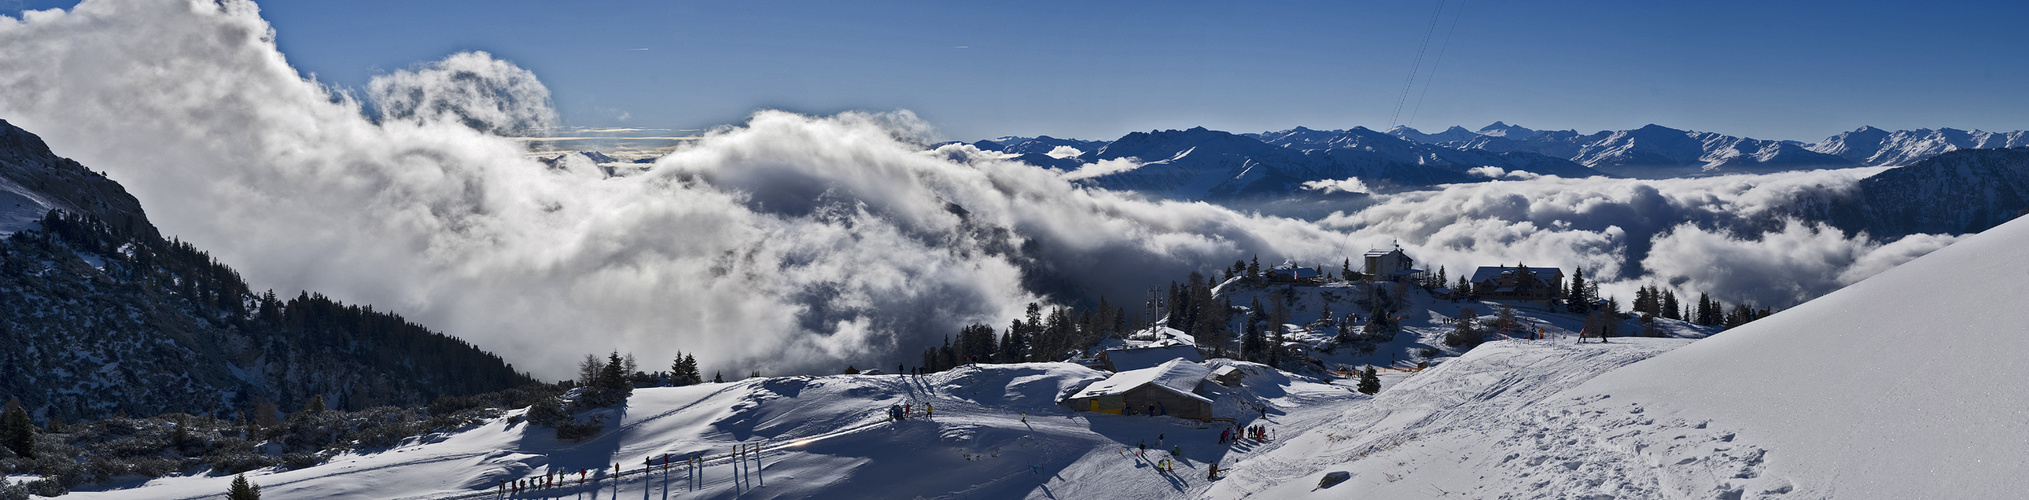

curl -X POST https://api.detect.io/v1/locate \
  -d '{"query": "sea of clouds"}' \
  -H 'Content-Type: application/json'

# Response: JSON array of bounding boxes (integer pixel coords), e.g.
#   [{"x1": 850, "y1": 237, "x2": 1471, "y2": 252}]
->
[{"x1": 0, "y1": 0, "x2": 1962, "y2": 379}]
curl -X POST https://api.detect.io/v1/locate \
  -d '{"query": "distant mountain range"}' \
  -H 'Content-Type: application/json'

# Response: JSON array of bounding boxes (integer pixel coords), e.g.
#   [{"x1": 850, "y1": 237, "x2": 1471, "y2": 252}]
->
[{"x1": 965, "y1": 123, "x2": 2029, "y2": 201}]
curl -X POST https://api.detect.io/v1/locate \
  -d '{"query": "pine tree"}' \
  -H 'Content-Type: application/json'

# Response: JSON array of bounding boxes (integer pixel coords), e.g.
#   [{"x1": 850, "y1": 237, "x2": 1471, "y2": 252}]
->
[
  {"x1": 714, "y1": 371, "x2": 724, "y2": 383},
  {"x1": 2, "y1": 398, "x2": 33, "y2": 459},
  {"x1": 600, "y1": 352, "x2": 628, "y2": 391},
  {"x1": 1695, "y1": 293, "x2": 1717, "y2": 325},
  {"x1": 304, "y1": 395, "x2": 324, "y2": 414},
  {"x1": 1661, "y1": 290, "x2": 1681, "y2": 320},
  {"x1": 1445, "y1": 307, "x2": 1481, "y2": 347},
  {"x1": 1356, "y1": 366, "x2": 1380, "y2": 395},
  {"x1": 1248, "y1": 255, "x2": 1260, "y2": 280},
  {"x1": 227, "y1": 473, "x2": 261, "y2": 500},
  {"x1": 843, "y1": 365, "x2": 860, "y2": 375},
  {"x1": 1565, "y1": 268, "x2": 1589, "y2": 313},
  {"x1": 670, "y1": 352, "x2": 702, "y2": 386}
]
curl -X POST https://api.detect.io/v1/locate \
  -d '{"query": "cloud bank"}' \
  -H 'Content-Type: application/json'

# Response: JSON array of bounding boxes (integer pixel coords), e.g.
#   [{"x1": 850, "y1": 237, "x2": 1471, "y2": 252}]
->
[
  {"x1": 0, "y1": 0, "x2": 1360, "y2": 379},
  {"x1": 0, "y1": 0, "x2": 1963, "y2": 379},
  {"x1": 1316, "y1": 169, "x2": 1959, "y2": 309}
]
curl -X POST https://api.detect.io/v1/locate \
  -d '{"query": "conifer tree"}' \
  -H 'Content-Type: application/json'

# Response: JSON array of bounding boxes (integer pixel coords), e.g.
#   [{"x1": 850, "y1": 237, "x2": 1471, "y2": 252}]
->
[
  {"x1": 1661, "y1": 290, "x2": 1681, "y2": 320},
  {"x1": 1356, "y1": 366, "x2": 1380, "y2": 395},
  {"x1": 227, "y1": 473, "x2": 260, "y2": 500},
  {"x1": 2, "y1": 398, "x2": 32, "y2": 459},
  {"x1": 1445, "y1": 307, "x2": 1481, "y2": 347},
  {"x1": 670, "y1": 352, "x2": 702, "y2": 386},
  {"x1": 1565, "y1": 268, "x2": 1589, "y2": 313},
  {"x1": 714, "y1": 371, "x2": 724, "y2": 383}
]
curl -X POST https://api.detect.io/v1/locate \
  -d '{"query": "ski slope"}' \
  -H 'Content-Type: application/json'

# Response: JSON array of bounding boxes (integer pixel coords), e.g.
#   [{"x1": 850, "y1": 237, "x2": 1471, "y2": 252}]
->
[{"x1": 1226, "y1": 214, "x2": 2029, "y2": 498}]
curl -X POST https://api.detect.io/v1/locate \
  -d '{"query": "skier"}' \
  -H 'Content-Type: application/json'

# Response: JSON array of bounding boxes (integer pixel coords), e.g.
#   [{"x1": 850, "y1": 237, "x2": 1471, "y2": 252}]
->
[
  {"x1": 580, "y1": 468, "x2": 586, "y2": 484},
  {"x1": 926, "y1": 403, "x2": 934, "y2": 418},
  {"x1": 1031, "y1": 464, "x2": 1041, "y2": 475},
  {"x1": 1138, "y1": 440, "x2": 1147, "y2": 457},
  {"x1": 1158, "y1": 433, "x2": 1164, "y2": 447},
  {"x1": 1020, "y1": 411, "x2": 1027, "y2": 423},
  {"x1": 1219, "y1": 427, "x2": 1229, "y2": 444},
  {"x1": 1208, "y1": 461, "x2": 1219, "y2": 480}
]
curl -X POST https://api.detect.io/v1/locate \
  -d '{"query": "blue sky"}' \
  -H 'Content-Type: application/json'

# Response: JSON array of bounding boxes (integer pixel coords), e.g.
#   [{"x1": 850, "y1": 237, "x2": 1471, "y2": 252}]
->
[{"x1": 8, "y1": 0, "x2": 2029, "y2": 142}]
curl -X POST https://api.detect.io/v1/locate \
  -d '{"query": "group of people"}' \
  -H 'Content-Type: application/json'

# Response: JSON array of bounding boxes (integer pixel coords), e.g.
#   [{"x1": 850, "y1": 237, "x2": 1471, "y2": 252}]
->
[
  {"x1": 1217, "y1": 424, "x2": 1272, "y2": 445},
  {"x1": 888, "y1": 401, "x2": 933, "y2": 421},
  {"x1": 499, "y1": 467, "x2": 593, "y2": 495}
]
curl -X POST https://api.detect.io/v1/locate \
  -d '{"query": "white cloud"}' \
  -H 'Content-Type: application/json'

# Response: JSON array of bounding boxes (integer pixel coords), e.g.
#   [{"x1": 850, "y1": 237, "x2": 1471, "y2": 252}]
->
[
  {"x1": 1318, "y1": 169, "x2": 1938, "y2": 309},
  {"x1": 1046, "y1": 145, "x2": 1082, "y2": 159},
  {"x1": 1300, "y1": 177, "x2": 1371, "y2": 194},
  {"x1": 1060, "y1": 157, "x2": 1143, "y2": 181},
  {"x1": 368, "y1": 51, "x2": 559, "y2": 136}
]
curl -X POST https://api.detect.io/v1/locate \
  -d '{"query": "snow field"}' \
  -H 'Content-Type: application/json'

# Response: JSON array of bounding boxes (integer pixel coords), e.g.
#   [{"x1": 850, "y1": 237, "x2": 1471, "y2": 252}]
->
[{"x1": 62, "y1": 361, "x2": 1367, "y2": 499}]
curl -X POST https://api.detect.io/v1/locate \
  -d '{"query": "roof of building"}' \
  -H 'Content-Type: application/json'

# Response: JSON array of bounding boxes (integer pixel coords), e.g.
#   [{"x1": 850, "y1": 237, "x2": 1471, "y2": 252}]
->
[
  {"x1": 1208, "y1": 365, "x2": 1240, "y2": 379},
  {"x1": 1365, "y1": 248, "x2": 1407, "y2": 258},
  {"x1": 1102, "y1": 343, "x2": 1204, "y2": 372},
  {"x1": 1071, "y1": 358, "x2": 1213, "y2": 403},
  {"x1": 1469, "y1": 266, "x2": 1564, "y2": 283}
]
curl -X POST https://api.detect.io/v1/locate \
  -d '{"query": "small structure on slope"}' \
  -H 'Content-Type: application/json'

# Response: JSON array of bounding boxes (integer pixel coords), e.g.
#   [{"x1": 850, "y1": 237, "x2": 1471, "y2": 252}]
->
[
  {"x1": 1468, "y1": 264, "x2": 1565, "y2": 302},
  {"x1": 1265, "y1": 266, "x2": 1323, "y2": 284},
  {"x1": 1208, "y1": 365, "x2": 1244, "y2": 386},
  {"x1": 1062, "y1": 358, "x2": 1214, "y2": 420}
]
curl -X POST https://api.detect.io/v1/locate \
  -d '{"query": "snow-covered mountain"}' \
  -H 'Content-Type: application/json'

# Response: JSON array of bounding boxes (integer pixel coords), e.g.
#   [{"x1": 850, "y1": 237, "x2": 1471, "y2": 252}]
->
[
  {"x1": 1575, "y1": 124, "x2": 1854, "y2": 177},
  {"x1": 1381, "y1": 125, "x2": 1480, "y2": 145},
  {"x1": 1225, "y1": 184, "x2": 2029, "y2": 499},
  {"x1": 1064, "y1": 126, "x2": 1603, "y2": 201},
  {"x1": 1809, "y1": 125, "x2": 2029, "y2": 166},
  {"x1": 0, "y1": 119, "x2": 152, "y2": 238},
  {"x1": 1784, "y1": 146, "x2": 2029, "y2": 239},
  {"x1": 0, "y1": 119, "x2": 532, "y2": 422}
]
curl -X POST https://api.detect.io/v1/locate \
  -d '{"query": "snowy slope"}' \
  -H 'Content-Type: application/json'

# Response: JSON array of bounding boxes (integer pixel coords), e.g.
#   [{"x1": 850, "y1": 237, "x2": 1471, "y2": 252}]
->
[
  {"x1": 1211, "y1": 338, "x2": 1694, "y2": 499},
  {"x1": 64, "y1": 362, "x2": 1367, "y2": 499},
  {"x1": 1227, "y1": 207, "x2": 2029, "y2": 499}
]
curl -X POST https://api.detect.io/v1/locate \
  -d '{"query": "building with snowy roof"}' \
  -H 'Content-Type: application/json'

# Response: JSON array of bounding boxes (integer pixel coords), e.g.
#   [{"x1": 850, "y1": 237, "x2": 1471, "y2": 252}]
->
[
  {"x1": 1096, "y1": 343, "x2": 1204, "y2": 372},
  {"x1": 1468, "y1": 264, "x2": 1565, "y2": 302},
  {"x1": 1364, "y1": 247, "x2": 1418, "y2": 282},
  {"x1": 1208, "y1": 365, "x2": 1244, "y2": 386},
  {"x1": 1062, "y1": 358, "x2": 1214, "y2": 420},
  {"x1": 1265, "y1": 266, "x2": 1323, "y2": 284}
]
